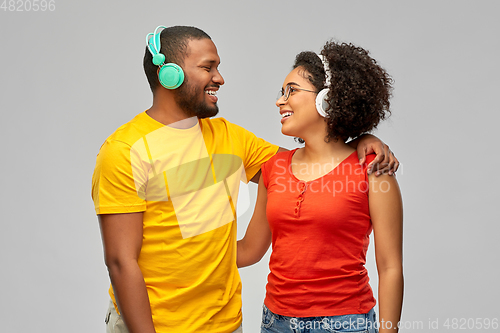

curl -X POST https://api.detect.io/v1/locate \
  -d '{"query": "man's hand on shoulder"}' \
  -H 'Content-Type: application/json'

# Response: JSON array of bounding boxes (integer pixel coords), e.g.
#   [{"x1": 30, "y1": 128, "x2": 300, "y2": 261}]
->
[{"x1": 350, "y1": 134, "x2": 399, "y2": 176}]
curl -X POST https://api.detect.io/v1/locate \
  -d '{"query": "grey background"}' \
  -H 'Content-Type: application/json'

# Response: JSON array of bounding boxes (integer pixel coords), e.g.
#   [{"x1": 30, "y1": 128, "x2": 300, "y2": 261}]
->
[{"x1": 1, "y1": 0, "x2": 499, "y2": 332}]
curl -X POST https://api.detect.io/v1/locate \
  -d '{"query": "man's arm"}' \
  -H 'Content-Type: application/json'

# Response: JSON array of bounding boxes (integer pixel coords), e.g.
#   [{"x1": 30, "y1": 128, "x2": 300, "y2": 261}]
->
[
  {"x1": 348, "y1": 134, "x2": 399, "y2": 176},
  {"x1": 99, "y1": 212, "x2": 156, "y2": 333}
]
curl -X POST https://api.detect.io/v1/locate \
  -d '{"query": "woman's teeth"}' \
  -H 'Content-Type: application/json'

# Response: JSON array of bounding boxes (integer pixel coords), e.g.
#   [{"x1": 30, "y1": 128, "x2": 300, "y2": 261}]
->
[{"x1": 281, "y1": 112, "x2": 293, "y2": 118}]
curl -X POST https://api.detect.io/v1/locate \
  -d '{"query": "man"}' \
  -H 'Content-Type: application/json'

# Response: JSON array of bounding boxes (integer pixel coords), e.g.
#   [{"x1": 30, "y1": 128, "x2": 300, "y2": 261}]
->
[{"x1": 92, "y1": 26, "x2": 398, "y2": 333}]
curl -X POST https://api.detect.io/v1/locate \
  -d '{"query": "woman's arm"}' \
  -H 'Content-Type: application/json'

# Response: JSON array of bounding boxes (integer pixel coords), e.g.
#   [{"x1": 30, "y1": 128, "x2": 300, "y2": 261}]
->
[
  {"x1": 369, "y1": 173, "x2": 404, "y2": 332},
  {"x1": 237, "y1": 174, "x2": 272, "y2": 267}
]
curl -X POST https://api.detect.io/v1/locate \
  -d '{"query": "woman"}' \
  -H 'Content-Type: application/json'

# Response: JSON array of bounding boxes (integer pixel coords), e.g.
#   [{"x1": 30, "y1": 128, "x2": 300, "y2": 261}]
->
[{"x1": 237, "y1": 41, "x2": 403, "y2": 333}]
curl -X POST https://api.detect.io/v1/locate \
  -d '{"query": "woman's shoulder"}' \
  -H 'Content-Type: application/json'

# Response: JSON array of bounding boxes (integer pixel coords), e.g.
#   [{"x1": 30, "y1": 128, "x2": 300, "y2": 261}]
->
[
  {"x1": 364, "y1": 153, "x2": 377, "y2": 165},
  {"x1": 268, "y1": 148, "x2": 296, "y2": 164},
  {"x1": 262, "y1": 148, "x2": 296, "y2": 174}
]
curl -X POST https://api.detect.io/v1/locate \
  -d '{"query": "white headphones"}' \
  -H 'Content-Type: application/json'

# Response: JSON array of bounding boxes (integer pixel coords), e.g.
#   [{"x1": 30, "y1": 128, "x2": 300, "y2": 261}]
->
[{"x1": 315, "y1": 54, "x2": 330, "y2": 117}]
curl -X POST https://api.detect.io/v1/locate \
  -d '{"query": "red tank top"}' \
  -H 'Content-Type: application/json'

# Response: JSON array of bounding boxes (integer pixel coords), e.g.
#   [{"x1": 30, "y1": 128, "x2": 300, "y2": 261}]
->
[{"x1": 261, "y1": 149, "x2": 376, "y2": 317}]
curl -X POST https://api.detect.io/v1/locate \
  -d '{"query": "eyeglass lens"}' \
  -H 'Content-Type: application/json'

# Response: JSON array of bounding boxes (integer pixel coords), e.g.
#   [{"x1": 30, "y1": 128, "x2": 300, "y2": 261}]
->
[{"x1": 276, "y1": 86, "x2": 291, "y2": 101}]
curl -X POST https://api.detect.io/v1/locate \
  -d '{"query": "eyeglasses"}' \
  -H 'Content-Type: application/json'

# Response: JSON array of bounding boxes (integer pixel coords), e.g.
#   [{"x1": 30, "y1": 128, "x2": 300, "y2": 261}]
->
[{"x1": 277, "y1": 84, "x2": 317, "y2": 101}]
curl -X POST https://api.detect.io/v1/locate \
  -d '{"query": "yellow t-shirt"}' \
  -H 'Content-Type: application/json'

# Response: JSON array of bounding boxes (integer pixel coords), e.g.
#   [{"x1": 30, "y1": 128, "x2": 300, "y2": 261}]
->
[{"x1": 92, "y1": 112, "x2": 278, "y2": 333}]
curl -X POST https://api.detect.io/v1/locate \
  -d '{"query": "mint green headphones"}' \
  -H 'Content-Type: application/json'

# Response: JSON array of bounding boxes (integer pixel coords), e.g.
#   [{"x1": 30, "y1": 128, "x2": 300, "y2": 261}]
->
[{"x1": 146, "y1": 26, "x2": 184, "y2": 89}]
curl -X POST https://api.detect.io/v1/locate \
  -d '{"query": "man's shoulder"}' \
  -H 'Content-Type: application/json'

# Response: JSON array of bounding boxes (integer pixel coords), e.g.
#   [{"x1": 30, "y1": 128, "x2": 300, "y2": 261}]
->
[
  {"x1": 200, "y1": 117, "x2": 254, "y2": 136},
  {"x1": 105, "y1": 111, "x2": 162, "y2": 146},
  {"x1": 201, "y1": 116, "x2": 237, "y2": 128}
]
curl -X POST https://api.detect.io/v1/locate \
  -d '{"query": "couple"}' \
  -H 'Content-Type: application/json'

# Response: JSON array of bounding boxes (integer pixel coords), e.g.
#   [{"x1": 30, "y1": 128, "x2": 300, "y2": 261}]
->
[{"x1": 92, "y1": 25, "x2": 402, "y2": 333}]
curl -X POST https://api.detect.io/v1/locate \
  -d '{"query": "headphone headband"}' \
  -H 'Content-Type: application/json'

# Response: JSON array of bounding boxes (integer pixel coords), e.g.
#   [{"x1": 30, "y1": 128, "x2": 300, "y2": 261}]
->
[
  {"x1": 319, "y1": 54, "x2": 331, "y2": 87},
  {"x1": 315, "y1": 53, "x2": 330, "y2": 117},
  {"x1": 146, "y1": 25, "x2": 184, "y2": 89}
]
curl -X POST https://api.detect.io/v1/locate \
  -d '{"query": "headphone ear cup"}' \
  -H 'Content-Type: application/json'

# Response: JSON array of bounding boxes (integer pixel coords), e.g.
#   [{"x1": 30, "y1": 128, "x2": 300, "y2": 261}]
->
[
  {"x1": 158, "y1": 63, "x2": 185, "y2": 89},
  {"x1": 152, "y1": 53, "x2": 165, "y2": 66},
  {"x1": 315, "y1": 89, "x2": 329, "y2": 117}
]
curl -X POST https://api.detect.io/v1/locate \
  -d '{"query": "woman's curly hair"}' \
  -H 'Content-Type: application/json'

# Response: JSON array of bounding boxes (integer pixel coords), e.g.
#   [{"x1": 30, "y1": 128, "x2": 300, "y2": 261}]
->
[{"x1": 293, "y1": 41, "x2": 393, "y2": 143}]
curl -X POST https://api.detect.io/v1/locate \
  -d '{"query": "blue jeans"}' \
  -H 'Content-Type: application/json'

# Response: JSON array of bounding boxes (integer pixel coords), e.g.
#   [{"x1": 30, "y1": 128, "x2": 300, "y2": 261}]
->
[{"x1": 261, "y1": 304, "x2": 378, "y2": 333}]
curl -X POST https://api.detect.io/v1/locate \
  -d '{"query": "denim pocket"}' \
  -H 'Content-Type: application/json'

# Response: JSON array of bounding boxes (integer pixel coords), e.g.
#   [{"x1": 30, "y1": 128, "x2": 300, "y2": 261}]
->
[
  {"x1": 261, "y1": 304, "x2": 275, "y2": 329},
  {"x1": 321, "y1": 313, "x2": 369, "y2": 333},
  {"x1": 326, "y1": 325, "x2": 368, "y2": 333},
  {"x1": 328, "y1": 328, "x2": 368, "y2": 333}
]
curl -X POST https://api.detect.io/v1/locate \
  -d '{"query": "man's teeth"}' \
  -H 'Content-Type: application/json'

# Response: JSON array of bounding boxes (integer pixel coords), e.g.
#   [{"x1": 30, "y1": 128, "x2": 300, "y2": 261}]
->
[
  {"x1": 205, "y1": 90, "x2": 217, "y2": 96},
  {"x1": 281, "y1": 112, "x2": 293, "y2": 118}
]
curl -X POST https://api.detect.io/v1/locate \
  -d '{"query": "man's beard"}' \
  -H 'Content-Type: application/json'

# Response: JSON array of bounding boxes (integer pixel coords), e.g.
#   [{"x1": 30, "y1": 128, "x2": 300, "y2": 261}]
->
[{"x1": 175, "y1": 78, "x2": 219, "y2": 119}]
